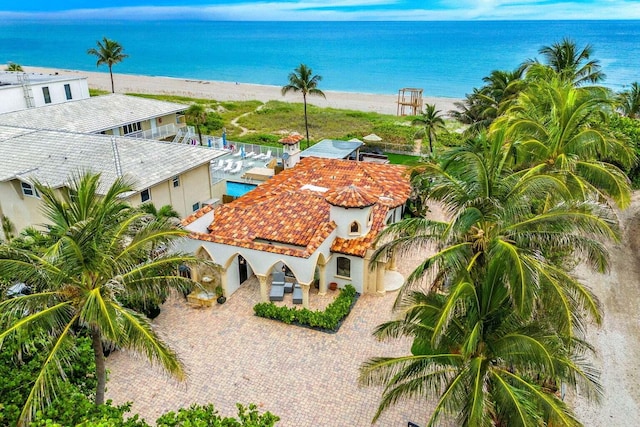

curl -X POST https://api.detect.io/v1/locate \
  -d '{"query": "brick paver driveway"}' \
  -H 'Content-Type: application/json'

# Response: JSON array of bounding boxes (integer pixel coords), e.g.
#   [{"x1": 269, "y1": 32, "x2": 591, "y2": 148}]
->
[{"x1": 106, "y1": 278, "x2": 434, "y2": 426}]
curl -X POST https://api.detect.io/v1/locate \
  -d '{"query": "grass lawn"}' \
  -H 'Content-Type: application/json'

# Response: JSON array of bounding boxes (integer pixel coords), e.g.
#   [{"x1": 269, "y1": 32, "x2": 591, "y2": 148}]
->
[
  {"x1": 385, "y1": 153, "x2": 422, "y2": 166},
  {"x1": 120, "y1": 93, "x2": 462, "y2": 156}
]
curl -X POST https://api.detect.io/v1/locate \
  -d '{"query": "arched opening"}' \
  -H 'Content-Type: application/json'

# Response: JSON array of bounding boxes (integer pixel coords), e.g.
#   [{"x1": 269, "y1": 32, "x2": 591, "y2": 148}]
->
[
  {"x1": 349, "y1": 221, "x2": 361, "y2": 235},
  {"x1": 267, "y1": 260, "x2": 302, "y2": 304}
]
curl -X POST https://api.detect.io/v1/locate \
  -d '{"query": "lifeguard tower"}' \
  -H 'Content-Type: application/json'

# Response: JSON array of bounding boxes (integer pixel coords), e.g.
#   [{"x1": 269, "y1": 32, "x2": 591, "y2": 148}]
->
[{"x1": 396, "y1": 88, "x2": 423, "y2": 116}]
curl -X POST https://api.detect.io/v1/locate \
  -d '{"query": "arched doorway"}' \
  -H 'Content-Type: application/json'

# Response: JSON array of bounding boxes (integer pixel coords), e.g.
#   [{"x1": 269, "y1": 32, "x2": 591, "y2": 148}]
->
[{"x1": 238, "y1": 255, "x2": 248, "y2": 284}]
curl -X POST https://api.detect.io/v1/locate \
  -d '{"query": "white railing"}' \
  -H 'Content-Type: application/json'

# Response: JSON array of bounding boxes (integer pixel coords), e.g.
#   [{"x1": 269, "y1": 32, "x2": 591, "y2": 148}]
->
[{"x1": 127, "y1": 123, "x2": 180, "y2": 140}]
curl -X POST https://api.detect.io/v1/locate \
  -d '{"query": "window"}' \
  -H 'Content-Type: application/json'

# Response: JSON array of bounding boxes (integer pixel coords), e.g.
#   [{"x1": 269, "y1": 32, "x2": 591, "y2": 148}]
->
[
  {"x1": 349, "y1": 221, "x2": 360, "y2": 234},
  {"x1": 140, "y1": 188, "x2": 151, "y2": 203},
  {"x1": 123, "y1": 122, "x2": 142, "y2": 135},
  {"x1": 21, "y1": 182, "x2": 39, "y2": 198},
  {"x1": 42, "y1": 87, "x2": 51, "y2": 104},
  {"x1": 336, "y1": 257, "x2": 351, "y2": 278},
  {"x1": 64, "y1": 84, "x2": 72, "y2": 100},
  {"x1": 192, "y1": 202, "x2": 200, "y2": 212},
  {"x1": 172, "y1": 175, "x2": 180, "y2": 188}
]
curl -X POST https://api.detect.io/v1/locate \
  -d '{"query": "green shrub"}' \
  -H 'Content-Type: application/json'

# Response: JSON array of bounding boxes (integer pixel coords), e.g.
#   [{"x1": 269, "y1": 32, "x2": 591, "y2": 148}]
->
[
  {"x1": 155, "y1": 403, "x2": 279, "y2": 427},
  {"x1": 253, "y1": 285, "x2": 358, "y2": 332}
]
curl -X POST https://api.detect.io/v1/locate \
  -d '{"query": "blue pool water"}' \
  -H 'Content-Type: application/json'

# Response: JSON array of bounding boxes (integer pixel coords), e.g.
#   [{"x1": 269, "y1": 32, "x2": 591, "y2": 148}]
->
[{"x1": 226, "y1": 181, "x2": 257, "y2": 198}]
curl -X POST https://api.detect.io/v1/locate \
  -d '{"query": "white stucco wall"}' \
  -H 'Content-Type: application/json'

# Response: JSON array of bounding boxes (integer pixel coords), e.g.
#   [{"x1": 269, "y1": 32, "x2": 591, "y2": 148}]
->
[
  {"x1": 0, "y1": 77, "x2": 90, "y2": 113},
  {"x1": 330, "y1": 205, "x2": 372, "y2": 238}
]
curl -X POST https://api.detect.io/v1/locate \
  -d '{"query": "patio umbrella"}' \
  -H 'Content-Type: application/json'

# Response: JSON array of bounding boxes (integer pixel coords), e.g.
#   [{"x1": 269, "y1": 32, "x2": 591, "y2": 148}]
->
[
  {"x1": 240, "y1": 146, "x2": 246, "y2": 159},
  {"x1": 363, "y1": 133, "x2": 382, "y2": 143},
  {"x1": 222, "y1": 128, "x2": 227, "y2": 148}
]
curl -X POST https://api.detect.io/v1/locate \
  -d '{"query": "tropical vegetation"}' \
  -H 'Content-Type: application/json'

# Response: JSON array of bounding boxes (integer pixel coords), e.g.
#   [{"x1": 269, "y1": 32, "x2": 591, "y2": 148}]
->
[
  {"x1": 281, "y1": 63, "x2": 326, "y2": 148},
  {"x1": 87, "y1": 37, "x2": 128, "y2": 93},
  {"x1": 360, "y1": 39, "x2": 637, "y2": 426},
  {"x1": 0, "y1": 172, "x2": 207, "y2": 426},
  {"x1": 5, "y1": 62, "x2": 23, "y2": 72},
  {"x1": 412, "y1": 103, "x2": 446, "y2": 156},
  {"x1": 254, "y1": 284, "x2": 358, "y2": 332}
]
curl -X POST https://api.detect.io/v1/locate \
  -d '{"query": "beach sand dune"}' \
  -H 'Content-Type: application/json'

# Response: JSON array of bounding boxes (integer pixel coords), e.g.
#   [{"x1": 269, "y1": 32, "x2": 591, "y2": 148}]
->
[{"x1": 24, "y1": 66, "x2": 461, "y2": 116}]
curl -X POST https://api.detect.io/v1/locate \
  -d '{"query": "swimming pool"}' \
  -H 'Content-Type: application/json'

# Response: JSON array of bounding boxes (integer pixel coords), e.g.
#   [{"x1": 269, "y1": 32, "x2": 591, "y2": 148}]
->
[{"x1": 226, "y1": 181, "x2": 257, "y2": 198}]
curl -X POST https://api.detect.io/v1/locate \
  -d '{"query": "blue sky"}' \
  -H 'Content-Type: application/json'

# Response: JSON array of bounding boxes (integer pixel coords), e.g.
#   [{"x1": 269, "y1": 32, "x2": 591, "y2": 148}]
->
[{"x1": 2, "y1": 0, "x2": 640, "y2": 20}]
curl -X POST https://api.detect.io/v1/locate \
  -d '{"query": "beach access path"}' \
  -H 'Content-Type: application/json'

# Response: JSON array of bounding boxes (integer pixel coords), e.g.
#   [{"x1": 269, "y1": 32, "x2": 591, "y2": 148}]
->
[{"x1": 24, "y1": 66, "x2": 461, "y2": 116}]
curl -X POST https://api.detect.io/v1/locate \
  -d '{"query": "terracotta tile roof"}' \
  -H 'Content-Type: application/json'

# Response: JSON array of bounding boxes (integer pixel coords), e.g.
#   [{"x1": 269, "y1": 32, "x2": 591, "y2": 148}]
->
[
  {"x1": 187, "y1": 157, "x2": 410, "y2": 258},
  {"x1": 181, "y1": 203, "x2": 214, "y2": 227},
  {"x1": 324, "y1": 185, "x2": 378, "y2": 208}
]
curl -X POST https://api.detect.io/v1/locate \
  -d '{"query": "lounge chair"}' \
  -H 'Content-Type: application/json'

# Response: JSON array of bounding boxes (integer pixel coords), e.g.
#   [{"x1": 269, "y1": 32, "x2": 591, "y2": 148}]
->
[
  {"x1": 284, "y1": 281, "x2": 293, "y2": 293},
  {"x1": 222, "y1": 159, "x2": 234, "y2": 172},
  {"x1": 245, "y1": 151, "x2": 256, "y2": 158},
  {"x1": 229, "y1": 161, "x2": 243, "y2": 174},
  {"x1": 211, "y1": 159, "x2": 225, "y2": 171},
  {"x1": 271, "y1": 271, "x2": 285, "y2": 286},
  {"x1": 269, "y1": 284, "x2": 285, "y2": 301},
  {"x1": 292, "y1": 284, "x2": 302, "y2": 304},
  {"x1": 233, "y1": 149, "x2": 243, "y2": 157}
]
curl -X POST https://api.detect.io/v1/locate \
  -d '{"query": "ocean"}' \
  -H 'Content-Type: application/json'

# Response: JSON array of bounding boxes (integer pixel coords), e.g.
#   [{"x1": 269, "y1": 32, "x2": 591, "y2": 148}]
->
[{"x1": 0, "y1": 20, "x2": 639, "y2": 98}]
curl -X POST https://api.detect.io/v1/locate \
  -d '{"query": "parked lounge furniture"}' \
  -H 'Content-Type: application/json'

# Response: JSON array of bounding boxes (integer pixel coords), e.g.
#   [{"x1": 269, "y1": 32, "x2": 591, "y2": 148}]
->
[{"x1": 292, "y1": 284, "x2": 302, "y2": 304}]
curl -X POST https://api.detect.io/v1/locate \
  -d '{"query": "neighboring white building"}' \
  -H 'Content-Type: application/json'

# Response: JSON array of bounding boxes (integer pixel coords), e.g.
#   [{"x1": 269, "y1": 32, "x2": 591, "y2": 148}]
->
[
  {"x1": 180, "y1": 157, "x2": 411, "y2": 308},
  {"x1": 0, "y1": 71, "x2": 90, "y2": 113},
  {"x1": 0, "y1": 125, "x2": 226, "y2": 232},
  {"x1": 0, "y1": 93, "x2": 188, "y2": 141}
]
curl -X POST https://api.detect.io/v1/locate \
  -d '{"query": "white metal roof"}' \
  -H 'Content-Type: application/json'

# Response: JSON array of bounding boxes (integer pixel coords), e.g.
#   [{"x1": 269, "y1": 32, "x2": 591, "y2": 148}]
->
[
  {"x1": 0, "y1": 93, "x2": 187, "y2": 133},
  {"x1": 0, "y1": 125, "x2": 225, "y2": 194},
  {"x1": 0, "y1": 71, "x2": 86, "y2": 87},
  {"x1": 299, "y1": 139, "x2": 364, "y2": 159}
]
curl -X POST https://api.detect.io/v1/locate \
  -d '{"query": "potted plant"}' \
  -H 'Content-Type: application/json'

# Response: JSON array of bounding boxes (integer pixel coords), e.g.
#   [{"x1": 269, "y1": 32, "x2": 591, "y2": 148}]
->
[
  {"x1": 215, "y1": 285, "x2": 226, "y2": 304},
  {"x1": 329, "y1": 282, "x2": 338, "y2": 291}
]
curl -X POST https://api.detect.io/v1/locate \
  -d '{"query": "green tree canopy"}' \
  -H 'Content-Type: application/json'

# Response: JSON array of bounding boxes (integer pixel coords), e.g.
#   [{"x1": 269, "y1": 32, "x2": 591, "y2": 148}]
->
[
  {"x1": 281, "y1": 63, "x2": 325, "y2": 148},
  {"x1": 87, "y1": 37, "x2": 128, "y2": 93},
  {"x1": 0, "y1": 172, "x2": 206, "y2": 426}
]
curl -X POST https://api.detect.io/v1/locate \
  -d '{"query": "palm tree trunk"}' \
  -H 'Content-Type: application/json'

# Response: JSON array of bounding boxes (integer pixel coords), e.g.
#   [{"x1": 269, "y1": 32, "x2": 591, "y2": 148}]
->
[
  {"x1": 109, "y1": 65, "x2": 115, "y2": 93},
  {"x1": 428, "y1": 132, "x2": 433, "y2": 156},
  {"x1": 303, "y1": 94, "x2": 310, "y2": 149},
  {"x1": 91, "y1": 330, "x2": 107, "y2": 405},
  {"x1": 197, "y1": 125, "x2": 203, "y2": 146}
]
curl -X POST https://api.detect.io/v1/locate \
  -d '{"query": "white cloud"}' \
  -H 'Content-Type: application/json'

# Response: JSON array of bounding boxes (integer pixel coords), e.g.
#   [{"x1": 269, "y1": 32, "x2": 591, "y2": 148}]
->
[{"x1": 1, "y1": 0, "x2": 640, "y2": 20}]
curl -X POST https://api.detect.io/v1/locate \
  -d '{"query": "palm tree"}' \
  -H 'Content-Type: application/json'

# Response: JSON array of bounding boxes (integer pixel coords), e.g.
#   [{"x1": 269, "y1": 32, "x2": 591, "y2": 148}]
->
[
  {"x1": 618, "y1": 82, "x2": 640, "y2": 118},
  {"x1": 495, "y1": 75, "x2": 635, "y2": 208},
  {"x1": 363, "y1": 133, "x2": 617, "y2": 424},
  {"x1": 87, "y1": 37, "x2": 128, "y2": 93},
  {"x1": 412, "y1": 104, "x2": 446, "y2": 156},
  {"x1": 361, "y1": 287, "x2": 600, "y2": 426},
  {"x1": 281, "y1": 64, "x2": 325, "y2": 148},
  {"x1": 533, "y1": 38, "x2": 605, "y2": 86},
  {"x1": 139, "y1": 202, "x2": 180, "y2": 221},
  {"x1": 1, "y1": 214, "x2": 15, "y2": 242},
  {"x1": 5, "y1": 62, "x2": 23, "y2": 72},
  {"x1": 186, "y1": 103, "x2": 207, "y2": 145},
  {"x1": 0, "y1": 172, "x2": 205, "y2": 426},
  {"x1": 449, "y1": 67, "x2": 525, "y2": 134}
]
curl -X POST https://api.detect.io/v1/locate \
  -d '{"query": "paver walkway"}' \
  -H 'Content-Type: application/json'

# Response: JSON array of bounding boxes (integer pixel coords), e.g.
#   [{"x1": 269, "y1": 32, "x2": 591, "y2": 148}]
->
[{"x1": 105, "y1": 278, "x2": 437, "y2": 426}]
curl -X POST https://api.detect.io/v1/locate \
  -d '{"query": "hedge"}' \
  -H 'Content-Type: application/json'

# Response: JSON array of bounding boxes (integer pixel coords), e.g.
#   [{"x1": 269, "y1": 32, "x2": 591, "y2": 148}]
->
[{"x1": 253, "y1": 285, "x2": 358, "y2": 332}]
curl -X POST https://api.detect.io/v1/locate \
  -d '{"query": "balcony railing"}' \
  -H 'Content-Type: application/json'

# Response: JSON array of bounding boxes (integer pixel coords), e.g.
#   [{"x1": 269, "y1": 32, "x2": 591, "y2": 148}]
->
[{"x1": 127, "y1": 123, "x2": 181, "y2": 140}]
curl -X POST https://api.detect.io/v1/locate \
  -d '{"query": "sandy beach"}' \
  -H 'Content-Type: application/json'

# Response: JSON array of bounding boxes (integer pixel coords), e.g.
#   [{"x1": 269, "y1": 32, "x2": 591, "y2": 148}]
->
[{"x1": 23, "y1": 66, "x2": 461, "y2": 116}]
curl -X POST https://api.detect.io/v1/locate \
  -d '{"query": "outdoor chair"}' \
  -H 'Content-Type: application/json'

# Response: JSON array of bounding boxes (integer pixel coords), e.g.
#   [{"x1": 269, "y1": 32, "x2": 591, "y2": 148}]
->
[
  {"x1": 211, "y1": 159, "x2": 225, "y2": 171},
  {"x1": 292, "y1": 284, "x2": 302, "y2": 304},
  {"x1": 222, "y1": 159, "x2": 234, "y2": 172},
  {"x1": 271, "y1": 271, "x2": 285, "y2": 286},
  {"x1": 269, "y1": 283, "x2": 285, "y2": 301},
  {"x1": 284, "y1": 281, "x2": 293, "y2": 293},
  {"x1": 230, "y1": 161, "x2": 243, "y2": 174}
]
